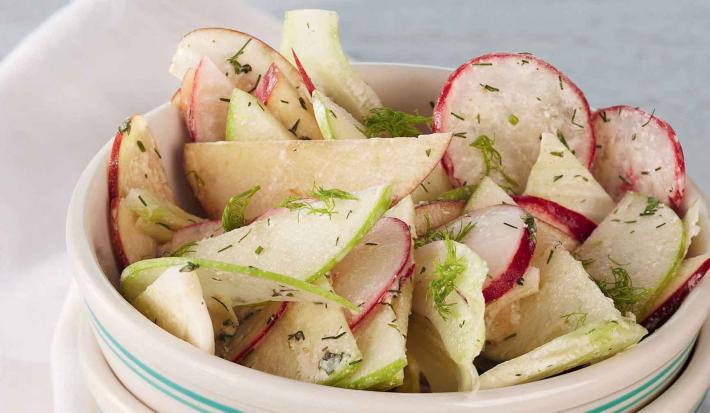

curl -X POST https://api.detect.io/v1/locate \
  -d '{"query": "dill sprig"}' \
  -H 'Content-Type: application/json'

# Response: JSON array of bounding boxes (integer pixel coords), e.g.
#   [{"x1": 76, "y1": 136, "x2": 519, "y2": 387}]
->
[
  {"x1": 639, "y1": 197, "x2": 660, "y2": 216},
  {"x1": 226, "y1": 38, "x2": 253, "y2": 74},
  {"x1": 363, "y1": 107, "x2": 431, "y2": 138},
  {"x1": 221, "y1": 185, "x2": 261, "y2": 231},
  {"x1": 279, "y1": 184, "x2": 358, "y2": 217},
  {"x1": 415, "y1": 218, "x2": 474, "y2": 248},
  {"x1": 594, "y1": 266, "x2": 648, "y2": 314},
  {"x1": 428, "y1": 238, "x2": 466, "y2": 319},
  {"x1": 469, "y1": 135, "x2": 518, "y2": 190}
]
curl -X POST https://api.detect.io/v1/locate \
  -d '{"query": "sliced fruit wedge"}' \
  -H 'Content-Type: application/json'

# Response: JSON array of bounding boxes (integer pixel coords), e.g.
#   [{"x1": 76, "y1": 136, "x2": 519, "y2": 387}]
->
[
  {"x1": 111, "y1": 198, "x2": 160, "y2": 266},
  {"x1": 132, "y1": 266, "x2": 214, "y2": 353},
  {"x1": 384, "y1": 195, "x2": 416, "y2": 235},
  {"x1": 281, "y1": 9, "x2": 382, "y2": 120},
  {"x1": 642, "y1": 254, "x2": 710, "y2": 332},
  {"x1": 464, "y1": 176, "x2": 514, "y2": 212},
  {"x1": 484, "y1": 266, "x2": 540, "y2": 343},
  {"x1": 682, "y1": 200, "x2": 702, "y2": 259},
  {"x1": 187, "y1": 57, "x2": 233, "y2": 142},
  {"x1": 125, "y1": 188, "x2": 203, "y2": 231},
  {"x1": 687, "y1": 198, "x2": 710, "y2": 257},
  {"x1": 514, "y1": 195, "x2": 597, "y2": 242},
  {"x1": 331, "y1": 217, "x2": 412, "y2": 328},
  {"x1": 480, "y1": 318, "x2": 646, "y2": 389},
  {"x1": 241, "y1": 278, "x2": 361, "y2": 385},
  {"x1": 185, "y1": 185, "x2": 391, "y2": 282},
  {"x1": 411, "y1": 164, "x2": 454, "y2": 203},
  {"x1": 575, "y1": 192, "x2": 685, "y2": 319},
  {"x1": 175, "y1": 68, "x2": 195, "y2": 120},
  {"x1": 158, "y1": 220, "x2": 223, "y2": 257},
  {"x1": 434, "y1": 53, "x2": 594, "y2": 192},
  {"x1": 312, "y1": 90, "x2": 368, "y2": 139},
  {"x1": 218, "y1": 302, "x2": 286, "y2": 362},
  {"x1": 592, "y1": 106, "x2": 686, "y2": 209},
  {"x1": 411, "y1": 240, "x2": 488, "y2": 391},
  {"x1": 414, "y1": 200, "x2": 465, "y2": 237},
  {"x1": 170, "y1": 28, "x2": 303, "y2": 94},
  {"x1": 524, "y1": 132, "x2": 614, "y2": 224},
  {"x1": 530, "y1": 219, "x2": 580, "y2": 268},
  {"x1": 225, "y1": 88, "x2": 294, "y2": 141},
  {"x1": 120, "y1": 256, "x2": 358, "y2": 311},
  {"x1": 437, "y1": 205, "x2": 535, "y2": 302},
  {"x1": 254, "y1": 62, "x2": 323, "y2": 140},
  {"x1": 184, "y1": 133, "x2": 451, "y2": 219}
]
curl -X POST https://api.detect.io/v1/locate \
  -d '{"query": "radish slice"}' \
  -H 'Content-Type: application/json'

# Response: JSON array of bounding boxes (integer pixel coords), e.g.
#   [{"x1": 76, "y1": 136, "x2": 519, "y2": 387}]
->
[
  {"x1": 591, "y1": 105, "x2": 686, "y2": 209},
  {"x1": 414, "y1": 200, "x2": 465, "y2": 237},
  {"x1": 291, "y1": 50, "x2": 315, "y2": 95},
  {"x1": 642, "y1": 254, "x2": 710, "y2": 332},
  {"x1": 484, "y1": 266, "x2": 540, "y2": 343},
  {"x1": 219, "y1": 302, "x2": 287, "y2": 362},
  {"x1": 434, "y1": 53, "x2": 595, "y2": 192},
  {"x1": 188, "y1": 57, "x2": 233, "y2": 142},
  {"x1": 158, "y1": 220, "x2": 223, "y2": 256},
  {"x1": 442, "y1": 204, "x2": 535, "y2": 302},
  {"x1": 331, "y1": 217, "x2": 412, "y2": 329},
  {"x1": 514, "y1": 195, "x2": 597, "y2": 242}
]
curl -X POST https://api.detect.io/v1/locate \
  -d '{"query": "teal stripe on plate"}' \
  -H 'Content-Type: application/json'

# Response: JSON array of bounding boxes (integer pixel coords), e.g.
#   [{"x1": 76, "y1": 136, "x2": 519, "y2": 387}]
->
[
  {"x1": 88, "y1": 313, "x2": 212, "y2": 412},
  {"x1": 88, "y1": 307, "x2": 244, "y2": 413},
  {"x1": 587, "y1": 341, "x2": 695, "y2": 413}
]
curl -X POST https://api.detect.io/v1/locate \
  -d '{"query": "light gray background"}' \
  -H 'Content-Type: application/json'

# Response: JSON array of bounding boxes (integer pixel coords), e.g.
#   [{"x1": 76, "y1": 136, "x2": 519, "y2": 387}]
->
[{"x1": 1, "y1": 0, "x2": 708, "y2": 191}]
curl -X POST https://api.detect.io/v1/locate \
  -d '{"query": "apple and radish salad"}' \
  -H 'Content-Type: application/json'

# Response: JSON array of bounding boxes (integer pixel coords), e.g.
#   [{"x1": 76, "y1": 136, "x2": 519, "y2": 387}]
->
[{"x1": 106, "y1": 9, "x2": 708, "y2": 393}]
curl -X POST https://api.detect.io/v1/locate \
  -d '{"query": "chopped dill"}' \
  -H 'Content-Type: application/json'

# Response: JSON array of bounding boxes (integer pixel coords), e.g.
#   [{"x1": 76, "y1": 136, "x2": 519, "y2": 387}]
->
[
  {"x1": 221, "y1": 185, "x2": 261, "y2": 232},
  {"x1": 363, "y1": 107, "x2": 431, "y2": 138}
]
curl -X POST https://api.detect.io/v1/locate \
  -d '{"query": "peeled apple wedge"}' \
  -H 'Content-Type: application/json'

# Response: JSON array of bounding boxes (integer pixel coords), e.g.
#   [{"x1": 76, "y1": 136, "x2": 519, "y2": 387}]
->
[
  {"x1": 255, "y1": 62, "x2": 323, "y2": 140},
  {"x1": 524, "y1": 132, "x2": 614, "y2": 224},
  {"x1": 575, "y1": 192, "x2": 685, "y2": 319},
  {"x1": 125, "y1": 188, "x2": 203, "y2": 231},
  {"x1": 133, "y1": 266, "x2": 214, "y2": 353},
  {"x1": 241, "y1": 279, "x2": 362, "y2": 385},
  {"x1": 411, "y1": 240, "x2": 488, "y2": 392},
  {"x1": 464, "y1": 176, "x2": 514, "y2": 212},
  {"x1": 312, "y1": 90, "x2": 368, "y2": 139},
  {"x1": 592, "y1": 106, "x2": 686, "y2": 209},
  {"x1": 170, "y1": 28, "x2": 304, "y2": 95},
  {"x1": 111, "y1": 198, "x2": 161, "y2": 267},
  {"x1": 433, "y1": 53, "x2": 595, "y2": 192},
  {"x1": 187, "y1": 57, "x2": 233, "y2": 142},
  {"x1": 281, "y1": 9, "x2": 382, "y2": 120},
  {"x1": 225, "y1": 88, "x2": 294, "y2": 141},
  {"x1": 183, "y1": 133, "x2": 451, "y2": 219},
  {"x1": 411, "y1": 164, "x2": 454, "y2": 204}
]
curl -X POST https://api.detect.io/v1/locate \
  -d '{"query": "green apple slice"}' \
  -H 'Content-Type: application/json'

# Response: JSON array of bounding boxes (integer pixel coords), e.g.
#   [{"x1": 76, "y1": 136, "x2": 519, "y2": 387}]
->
[
  {"x1": 133, "y1": 266, "x2": 215, "y2": 353},
  {"x1": 184, "y1": 133, "x2": 451, "y2": 219},
  {"x1": 241, "y1": 278, "x2": 361, "y2": 384},
  {"x1": 312, "y1": 90, "x2": 368, "y2": 140},
  {"x1": 225, "y1": 88, "x2": 294, "y2": 141},
  {"x1": 575, "y1": 192, "x2": 685, "y2": 319},
  {"x1": 484, "y1": 245, "x2": 636, "y2": 361},
  {"x1": 411, "y1": 164, "x2": 453, "y2": 204},
  {"x1": 281, "y1": 10, "x2": 382, "y2": 120},
  {"x1": 480, "y1": 318, "x2": 646, "y2": 389},
  {"x1": 411, "y1": 240, "x2": 487, "y2": 391},
  {"x1": 126, "y1": 188, "x2": 204, "y2": 231},
  {"x1": 524, "y1": 132, "x2": 615, "y2": 224},
  {"x1": 120, "y1": 256, "x2": 358, "y2": 311}
]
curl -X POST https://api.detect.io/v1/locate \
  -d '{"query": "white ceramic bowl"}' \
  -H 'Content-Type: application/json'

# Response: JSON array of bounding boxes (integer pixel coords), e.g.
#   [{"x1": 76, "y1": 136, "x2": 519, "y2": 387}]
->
[{"x1": 67, "y1": 63, "x2": 710, "y2": 413}]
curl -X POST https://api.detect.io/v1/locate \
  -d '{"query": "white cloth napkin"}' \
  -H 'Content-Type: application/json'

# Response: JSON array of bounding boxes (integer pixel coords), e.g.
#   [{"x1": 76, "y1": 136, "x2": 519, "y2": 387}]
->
[{"x1": 0, "y1": 1, "x2": 279, "y2": 411}]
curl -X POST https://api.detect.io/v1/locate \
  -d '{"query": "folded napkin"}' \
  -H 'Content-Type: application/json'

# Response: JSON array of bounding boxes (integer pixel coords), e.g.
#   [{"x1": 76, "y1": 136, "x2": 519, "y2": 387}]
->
[{"x1": 0, "y1": 1, "x2": 279, "y2": 411}]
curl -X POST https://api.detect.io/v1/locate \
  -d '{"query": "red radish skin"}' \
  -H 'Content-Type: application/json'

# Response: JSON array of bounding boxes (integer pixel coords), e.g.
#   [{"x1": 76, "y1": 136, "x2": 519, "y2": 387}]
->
[
  {"x1": 642, "y1": 257, "x2": 709, "y2": 333},
  {"x1": 483, "y1": 229, "x2": 535, "y2": 302},
  {"x1": 433, "y1": 53, "x2": 595, "y2": 189},
  {"x1": 292, "y1": 49, "x2": 315, "y2": 95},
  {"x1": 514, "y1": 195, "x2": 597, "y2": 242},
  {"x1": 254, "y1": 63, "x2": 279, "y2": 104},
  {"x1": 232, "y1": 302, "x2": 288, "y2": 362},
  {"x1": 110, "y1": 197, "x2": 130, "y2": 269},
  {"x1": 591, "y1": 105, "x2": 686, "y2": 210},
  {"x1": 107, "y1": 130, "x2": 123, "y2": 202}
]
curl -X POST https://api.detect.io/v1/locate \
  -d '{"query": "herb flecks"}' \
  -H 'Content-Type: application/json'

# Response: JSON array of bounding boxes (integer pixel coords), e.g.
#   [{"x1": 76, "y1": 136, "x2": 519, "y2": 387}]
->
[
  {"x1": 428, "y1": 238, "x2": 466, "y2": 319},
  {"x1": 279, "y1": 184, "x2": 357, "y2": 217},
  {"x1": 470, "y1": 135, "x2": 518, "y2": 190},
  {"x1": 415, "y1": 218, "x2": 474, "y2": 248},
  {"x1": 480, "y1": 83, "x2": 499, "y2": 92},
  {"x1": 363, "y1": 107, "x2": 431, "y2": 138},
  {"x1": 288, "y1": 330, "x2": 305, "y2": 342},
  {"x1": 221, "y1": 185, "x2": 261, "y2": 232},
  {"x1": 226, "y1": 38, "x2": 253, "y2": 74},
  {"x1": 118, "y1": 119, "x2": 132, "y2": 135},
  {"x1": 594, "y1": 265, "x2": 648, "y2": 314},
  {"x1": 639, "y1": 197, "x2": 660, "y2": 216},
  {"x1": 641, "y1": 108, "x2": 656, "y2": 127},
  {"x1": 508, "y1": 114, "x2": 519, "y2": 126},
  {"x1": 319, "y1": 351, "x2": 345, "y2": 376}
]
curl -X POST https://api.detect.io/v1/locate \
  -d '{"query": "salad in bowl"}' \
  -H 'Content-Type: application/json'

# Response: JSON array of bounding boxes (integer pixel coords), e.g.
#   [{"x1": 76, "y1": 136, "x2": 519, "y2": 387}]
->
[{"x1": 106, "y1": 9, "x2": 709, "y2": 394}]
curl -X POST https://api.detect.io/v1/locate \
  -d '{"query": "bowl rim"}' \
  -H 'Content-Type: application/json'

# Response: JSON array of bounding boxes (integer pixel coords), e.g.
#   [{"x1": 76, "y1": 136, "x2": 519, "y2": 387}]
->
[{"x1": 66, "y1": 62, "x2": 710, "y2": 409}]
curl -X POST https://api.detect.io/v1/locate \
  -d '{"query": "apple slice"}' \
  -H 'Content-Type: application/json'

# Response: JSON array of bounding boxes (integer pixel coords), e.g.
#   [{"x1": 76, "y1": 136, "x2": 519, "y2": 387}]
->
[
  {"x1": 254, "y1": 62, "x2": 323, "y2": 140},
  {"x1": 414, "y1": 200, "x2": 465, "y2": 237},
  {"x1": 185, "y1": 185, "x2": 391, "y2": 282},
  {"x1": 312, "y1": 90, "x2": 368, "y2": 139},
  {"x1": 184, "y1": 133, "x2": 451, "y2": 219},
  {"x1": 240, "y1": 278, "x2": 362, "y2": 384},
  {"x1": 484, "y1": 266, "x2": 540, "y2": 344},
  {"x1": 514, "y1": 195, "x2": 597, "y2": 242},
  {"x1": 434, "y1": 53, "x2": 595, "y2": 192},
  {"x1": 575, "y1": 192, "x2": 685, "y2": 319},
  {"x1": 682, "y1": 200, "x2": 702, "y2": 259},
  {"x1": 111, "y1": 198, "x2": 160, "y2": 267},
  {"x1": 437, "y1": 205, "x2": 536, "y2": 302},
  {"x1": 592, "y1": 106, "x2": 686, "y2": 209},
  {"x1": 331, "y1": 217, "x2": 412, "y2": 328},
  {"x1": 411, "y1": 164, "x2": 454, "y2": 204},
  {"x1": 158, "y1": 220, "x2": 223, "y2": 257},
  {"x1": 132, "y1": 266, "x2": 215, "y2": 353},
  {"x1": 411, "y1": 240, "x2": 488, "y2": 391},
  {"x1": 464, "y1": 176, "x2": 515, "y2": 212},
  {"x1": 642, "y1": 254, "x2": 710, "y2": 332},
  {"x1": 524, "y1": 132, "x2": 614, "y2": 224},
  {"x1": 172, "y1": 68, "x2": 195, "y2": 121},
  {"x1": 219, "y1": 302, "x2": 287, "y2": 362},
  {"x1": 125, "y1": 188, "x2": 203, "y2": 231},
  {"x1": 484, "y1": 245, "x2": 639, "y2": 360},
  {"x1": 224, "y1": 88, "x2": 294, "y2": 141},
  {"x1": 186, "y1": 57, "x2": 234, "y2": 142},
  {"x1": 384, "y1": 195, "x2": 416, "y2": 235},
  {"x1": 170, "y1": 28, "x2": 303, "y2": 95},
  {"x1": 281, "y1": 10, "x2": 382, "y2": 120}
]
